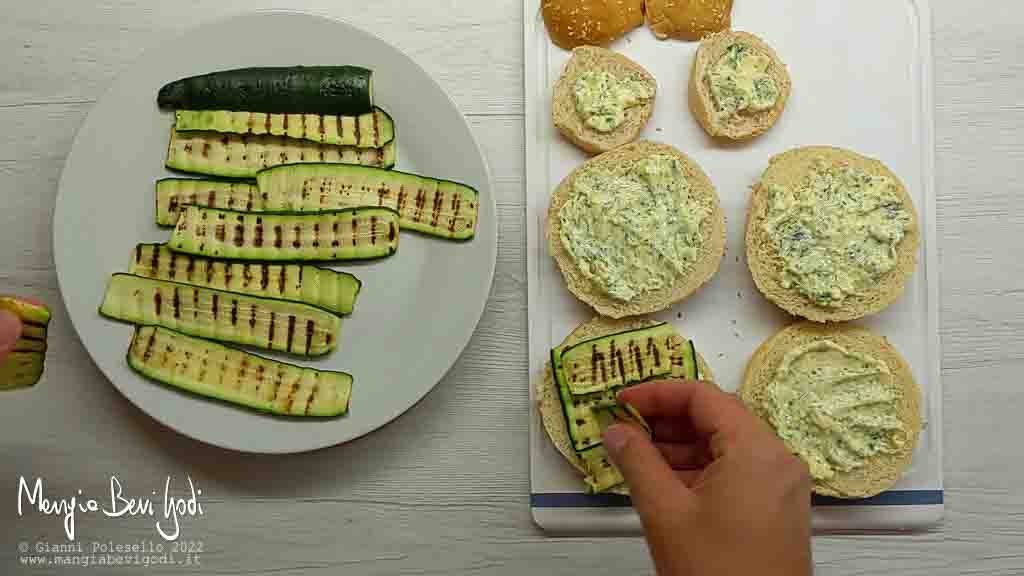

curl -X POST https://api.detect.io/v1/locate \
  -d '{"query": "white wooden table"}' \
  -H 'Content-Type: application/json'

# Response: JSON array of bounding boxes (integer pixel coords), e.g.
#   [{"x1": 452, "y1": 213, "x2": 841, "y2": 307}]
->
[{"x1": 1, "y1": 1, "x2": 1022, "y2": 574}]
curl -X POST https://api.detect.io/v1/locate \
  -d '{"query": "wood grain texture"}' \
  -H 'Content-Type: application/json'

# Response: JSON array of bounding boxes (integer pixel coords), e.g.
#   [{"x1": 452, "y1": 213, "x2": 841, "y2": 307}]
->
[{"x1": 1, "y1": 0, "x2": 1023, "y2": 574}]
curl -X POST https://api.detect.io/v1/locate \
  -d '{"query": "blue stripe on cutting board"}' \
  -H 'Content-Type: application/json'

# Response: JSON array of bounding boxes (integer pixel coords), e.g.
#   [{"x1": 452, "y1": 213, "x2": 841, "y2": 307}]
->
[{"x1": 531, "y1": 490, "x2": 943, "y2": 509}]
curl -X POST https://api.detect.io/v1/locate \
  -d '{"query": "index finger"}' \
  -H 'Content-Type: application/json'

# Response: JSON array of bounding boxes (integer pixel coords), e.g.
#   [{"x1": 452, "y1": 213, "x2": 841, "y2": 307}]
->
[{"x1": 617, "y1": 380, "x2": 753, "y2": 440}]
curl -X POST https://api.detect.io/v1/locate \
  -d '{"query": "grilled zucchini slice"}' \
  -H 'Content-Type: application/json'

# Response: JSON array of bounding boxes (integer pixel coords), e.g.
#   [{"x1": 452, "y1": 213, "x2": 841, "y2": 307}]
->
[
  {"x1": 168, "y1": 205, "x2": 399, "y2": 262},
  {"x1": 0, "y1": 297, "x2": 50, "y2": 326},
  {"x1": 560, "y1": 323, "x2": 693, "y2": 395},
  {"x1": 553, "y1": 324, "x2": 700, "y2": 453},
  {"x1": 155, "y1": 178, "x2": 259, "y2": 226},
  {"x1": 175, "y1": 107, "x2": 394, "y2": 149},
  {"x1": 256, "y1": 164, "x2": 478, "y2": 240},
  {"x1": 157, "y1": 166, "x2": 478, "y2": 241},
  {"x1": 0, "y1": 352, "x2": 45, "y2": 390},
  {"x1": 553, "y1": 346, "x2": 605, "y2": 453},
  {"x1": 99, "y1": 274, "x2": 341, "y2": 357},
  {"x1": 130, "y1": 244, "x2": 361, "y2": 315},
  {"x1": 128, "y1": 326, "x2": 352, "y2": 417},
  {"x1": 579, "y1": 445, "x2": 626, "y2": 495},
  {"x1": 166, "y1": 128, "x2": 396, "y2": 178},
  {"x1": 13, "y1": 338, "x2": 46, "y2": 353},
  {"x1": 21, "y1": 324, "x2": 46, "y2": 340}
]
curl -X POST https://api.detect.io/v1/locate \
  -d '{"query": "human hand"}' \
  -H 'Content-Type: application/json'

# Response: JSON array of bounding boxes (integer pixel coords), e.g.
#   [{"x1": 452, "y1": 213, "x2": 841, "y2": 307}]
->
[
  {"x1": 602, "y1": 380, "x2": 813, "y2": 576},
  {"x1": 0, "y1": 309, "x2": 23, "y2": 362}
]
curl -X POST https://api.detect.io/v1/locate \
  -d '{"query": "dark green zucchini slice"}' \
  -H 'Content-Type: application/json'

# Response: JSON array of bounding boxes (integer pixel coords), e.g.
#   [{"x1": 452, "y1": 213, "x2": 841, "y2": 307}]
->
[
  {"x1": 99, "y1": 274, "x2": 341, "y2": 357},
  {"x1": 128, "y1": 326, "x2": 352, "y2": 417},
  {"x1": 167, "y1": 206, "x2": 399, "y2": 262},
  {"x1": 256, "y1": 164, "x2": 479, "y2": 240},
  {"x1": 130, "y1": 244, "x2": 361, "y2": 315},
  {"x1": 156, "y1": 178, "x2": 259, "y2": 226},
  {"x1": 157, "y1": 66, "x2": 373, "y2": 116},
  {"x1": 175, "y1": 107, "x2": 394, "y2": 149},
  {"x1": 560, "y1": 323, "x2": 690, "y2": 395},
  {"x1": 0, "y1": 352, "x2": 44, "y2": 390},
  {"x1": 165, "y1": 128, "x2": 397, "y2": 178}
]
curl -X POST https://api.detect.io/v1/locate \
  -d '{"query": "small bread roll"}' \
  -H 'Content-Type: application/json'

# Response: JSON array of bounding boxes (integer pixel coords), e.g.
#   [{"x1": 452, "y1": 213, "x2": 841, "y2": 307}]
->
[
  {"x1": 542, "y1": 0, "x2": 645, "y2": 50},
  {"x1": 551, "y1": 46, "x2": 657, "y2": 155},
  {"x1": 689, "y1": 31, "x2": 792, "y2": 141},
  {"x1": 646, "y1": 0, "x2": 734, "y2": 41}
]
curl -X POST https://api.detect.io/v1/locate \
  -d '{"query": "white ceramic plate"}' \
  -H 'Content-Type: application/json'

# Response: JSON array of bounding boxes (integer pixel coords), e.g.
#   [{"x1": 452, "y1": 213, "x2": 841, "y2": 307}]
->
[{"x1": 53, "y1": 10, "x2": 496, "y2": 453}]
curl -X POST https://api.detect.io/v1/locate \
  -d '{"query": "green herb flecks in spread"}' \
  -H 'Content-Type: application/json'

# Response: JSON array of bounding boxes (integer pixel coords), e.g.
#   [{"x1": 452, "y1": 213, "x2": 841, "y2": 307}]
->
[
  {"x1": 559, "y1": 154, "x2": 708, "y2": 302},
  {"x1": 761, "y1": 159, "x2": 913, "y2": 307},
  {"x1": 707, "y1": 44, "x2": 779, "y2": 119},
  {"x1": 764, "y1": 340, "x2": 908, "y2": 481},
  {"x1": 573, "y1": 70, "x2": 654, "y2": 133}
]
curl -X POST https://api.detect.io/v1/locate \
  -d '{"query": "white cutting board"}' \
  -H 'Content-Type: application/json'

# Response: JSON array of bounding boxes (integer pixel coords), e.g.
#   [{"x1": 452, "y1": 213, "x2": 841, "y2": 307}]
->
[{"x1": 525, "y1": 0, "x2": 943, "y2": 533}]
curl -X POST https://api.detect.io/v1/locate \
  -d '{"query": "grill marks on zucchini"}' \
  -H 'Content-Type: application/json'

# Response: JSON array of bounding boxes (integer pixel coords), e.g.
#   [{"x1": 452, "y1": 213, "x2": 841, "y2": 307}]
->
[
  {"x1": 552, "y1": 346, "x2": 606, "y2": 452},
  {"x1": 175, "y1": 108, "x2": 395, "y2": 149},
  {"x1": 157, "y1": 169, "x2": 479, "y2": 242},
  {"x1": 169, "y1": 206, "x2": 399, "y2": 262},
  {"x1": 560, "y1": 323, "x2": 688, "y2": 395},
  {"x1": 13, "y1": 338, "x2": 47, "y2": 353},
  {"x1": 166, "y1": 128, "x2": 397, "y2": 179},
  {"x1": 0, "y1": 298, "x2": 50, "y2": 389},
  {"x1": 0, "y1": 352, "x2": 46, "y2": 390},
  {"x1": 128, "y1": 326, "x2": 352, "y2": 417},
  {"x1": 256, "y1": 164, "x2": 479, "y2": 240},
  {"x1": 100, "y1": 274, "x2": 341, "y2": 357},
  {"x1": 551, "y1": 324, "x2": 702, "y2": 490},
  {"x1": 129, "y1": 245, "x2": 361, "y2": 316}
]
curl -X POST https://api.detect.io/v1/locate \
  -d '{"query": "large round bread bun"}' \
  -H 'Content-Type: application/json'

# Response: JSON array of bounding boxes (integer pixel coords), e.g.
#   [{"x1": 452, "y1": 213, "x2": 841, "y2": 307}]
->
[
  {"x1": 542, "y1": 0, "x2": 644, "y2": 50},
  {"x1": 745, "y1": 146, "x2": 921, "y2": 323},
  {"x1": 646, "y1": 0, "x2": 734, "y2": 42},
  {"x1": 546, "y1": 141, "x2": 726, "y2": 318},
  {"x1": 535, "y1": 316, "x2": 714, "y2": 495},
  {"x1": 552, "y1": 46, "x2": 657, "y2": 155},
  {"x1": 688, "y1": 31, "x2": 792, "y2": 141},
  {"x1": 739, "y1": 322, "x2": 922, "y2": 499}
]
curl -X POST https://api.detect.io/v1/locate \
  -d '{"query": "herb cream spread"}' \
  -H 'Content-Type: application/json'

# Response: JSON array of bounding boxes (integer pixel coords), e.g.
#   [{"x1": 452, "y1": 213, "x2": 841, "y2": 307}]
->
[{"x1": 559, "y1": 154, "x2": 706, "y2": 301}]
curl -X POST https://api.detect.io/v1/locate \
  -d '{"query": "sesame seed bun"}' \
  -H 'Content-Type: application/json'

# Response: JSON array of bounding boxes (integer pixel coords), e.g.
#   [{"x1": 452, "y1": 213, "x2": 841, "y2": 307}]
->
[
  {"x1": 542, "y1": 0, "x2": 645, "y2": 50},
  {"x1": 646, "y1": 0, "x2": 734, "y2": 41}
]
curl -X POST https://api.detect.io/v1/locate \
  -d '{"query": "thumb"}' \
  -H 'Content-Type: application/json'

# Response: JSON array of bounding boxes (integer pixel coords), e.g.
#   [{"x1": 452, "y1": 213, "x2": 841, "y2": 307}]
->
[
  {"x1": 603, "y1": 423, "x2": 693, "y2": 525},
  {"x1": 0, "y1": 310, "x2": 22, "y2": 357}
]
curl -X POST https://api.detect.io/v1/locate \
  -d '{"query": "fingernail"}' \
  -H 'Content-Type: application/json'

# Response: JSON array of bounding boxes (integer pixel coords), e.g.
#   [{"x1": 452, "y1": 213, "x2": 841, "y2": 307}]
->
[
  {"x1": 603, "y1": 424, "x2": 631, "y2": 455},
  {"x1": 0, "y1": 310, "x2": 22, "y2": 352}
]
